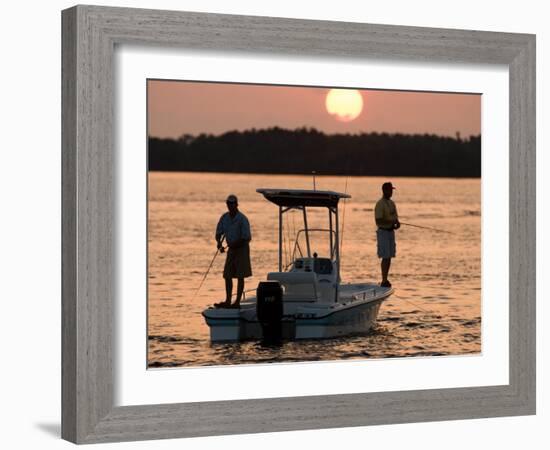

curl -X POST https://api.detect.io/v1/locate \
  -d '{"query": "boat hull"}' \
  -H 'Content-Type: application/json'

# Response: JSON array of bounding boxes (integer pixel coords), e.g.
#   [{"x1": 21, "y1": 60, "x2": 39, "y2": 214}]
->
[
  {"x1": 202, "y1": 285, "x2": 390, "y2": 342},
  {"x1": 295, "y1": 299, "x2": 382, "y2": 339}
]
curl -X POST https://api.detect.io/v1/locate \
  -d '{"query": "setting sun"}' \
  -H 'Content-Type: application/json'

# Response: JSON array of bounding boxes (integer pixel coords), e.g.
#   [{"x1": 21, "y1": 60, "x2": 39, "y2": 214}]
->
[{"x1": 325, "y1": 89, "x2": 364, "y2": 122}]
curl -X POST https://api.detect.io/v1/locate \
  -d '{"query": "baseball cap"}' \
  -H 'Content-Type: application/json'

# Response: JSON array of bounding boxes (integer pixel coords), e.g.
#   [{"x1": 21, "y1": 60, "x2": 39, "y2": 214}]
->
[{"x1": 382, "y1": 182, "x2": 396, "y2": 190}]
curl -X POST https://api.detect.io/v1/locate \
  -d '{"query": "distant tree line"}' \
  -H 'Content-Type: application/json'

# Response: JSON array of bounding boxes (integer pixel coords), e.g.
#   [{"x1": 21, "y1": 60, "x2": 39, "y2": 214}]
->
[{"x1": 148, "y1": 127, "x2": 481, "y2": 177}]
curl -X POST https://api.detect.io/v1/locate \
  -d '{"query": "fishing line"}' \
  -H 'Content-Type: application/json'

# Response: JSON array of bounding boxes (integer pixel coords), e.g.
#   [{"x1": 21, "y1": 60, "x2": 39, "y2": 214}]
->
[
  {"x1": 191, "y1": 235, "x2": 226, "y2": 301},
  {"x1": 400, "y1": 222, "x2": 457, "y2": 235},
  {"x1": 392, "y1": 293, "x2": 435, "y2": 315}
]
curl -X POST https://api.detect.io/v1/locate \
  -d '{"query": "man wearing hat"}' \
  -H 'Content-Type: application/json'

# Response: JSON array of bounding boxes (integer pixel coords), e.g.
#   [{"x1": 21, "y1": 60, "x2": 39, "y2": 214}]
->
[
  {"x1": 214, "y1": 194, "x2": 252, "y2": 308},
  {"x1": 374, "y1": 182, "x2": 400, "y2": 287}
]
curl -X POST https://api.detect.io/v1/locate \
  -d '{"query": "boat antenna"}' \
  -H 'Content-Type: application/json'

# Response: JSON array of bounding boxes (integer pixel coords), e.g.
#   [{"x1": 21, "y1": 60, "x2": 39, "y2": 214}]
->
[{"x1": 339, "y1": 158, "x2": 352, "y2": 262}]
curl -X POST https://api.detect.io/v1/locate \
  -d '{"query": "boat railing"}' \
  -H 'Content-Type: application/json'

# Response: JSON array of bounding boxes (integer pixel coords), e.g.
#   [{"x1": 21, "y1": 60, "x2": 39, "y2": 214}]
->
[{"x1": 350, "y1": 288, "x2": 379, "y2": 301}]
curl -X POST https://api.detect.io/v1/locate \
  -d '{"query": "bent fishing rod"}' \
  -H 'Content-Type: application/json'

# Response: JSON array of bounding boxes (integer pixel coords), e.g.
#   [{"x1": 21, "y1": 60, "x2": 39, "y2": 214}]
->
[
  {"x1": 192, "y1": 235, "x2": 226, "y2": 301},
  {"x1": 399, "y1": 222, "x2": 457, "y2": 235}
]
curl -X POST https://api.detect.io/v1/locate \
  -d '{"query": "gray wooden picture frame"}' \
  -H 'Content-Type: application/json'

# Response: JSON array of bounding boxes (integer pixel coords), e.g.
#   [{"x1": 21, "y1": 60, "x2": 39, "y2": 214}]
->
[{"x1": 61, "y1": 4, "x2": 536, "y2": 444}]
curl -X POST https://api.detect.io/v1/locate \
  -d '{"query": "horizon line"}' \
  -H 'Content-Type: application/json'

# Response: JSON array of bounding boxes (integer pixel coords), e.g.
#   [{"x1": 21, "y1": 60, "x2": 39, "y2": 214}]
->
[{"x1": 148, "y1": 126, "x2": 482, "y2": 141}]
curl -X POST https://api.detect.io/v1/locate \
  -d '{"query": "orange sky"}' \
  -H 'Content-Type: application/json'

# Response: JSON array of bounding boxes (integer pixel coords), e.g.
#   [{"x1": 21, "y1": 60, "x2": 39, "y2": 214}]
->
[{"x1": 147, "y1": 80, "x2": 481, "y2": 139}]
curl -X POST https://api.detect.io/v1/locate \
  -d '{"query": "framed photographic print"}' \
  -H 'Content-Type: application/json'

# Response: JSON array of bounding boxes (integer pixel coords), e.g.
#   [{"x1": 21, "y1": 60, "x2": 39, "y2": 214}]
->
[
  {"x1": 61, "y1": 4, "x2": 535, "y2": 444},
  {"x1": 146, "y1": 80, "x2": 482, "y2": 368}
]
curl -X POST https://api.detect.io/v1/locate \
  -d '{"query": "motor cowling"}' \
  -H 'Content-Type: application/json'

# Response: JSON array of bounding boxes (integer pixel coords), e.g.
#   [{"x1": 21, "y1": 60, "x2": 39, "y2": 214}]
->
[{"x1": 256, "y1": 281, "x2": 283, "y2": 342}]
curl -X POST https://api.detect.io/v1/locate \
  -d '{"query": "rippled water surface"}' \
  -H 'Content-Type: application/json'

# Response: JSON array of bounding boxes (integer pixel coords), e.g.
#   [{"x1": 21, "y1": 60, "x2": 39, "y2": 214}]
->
[{"x1": 148, "y1": 173, "x2": 481, "y2": 367}]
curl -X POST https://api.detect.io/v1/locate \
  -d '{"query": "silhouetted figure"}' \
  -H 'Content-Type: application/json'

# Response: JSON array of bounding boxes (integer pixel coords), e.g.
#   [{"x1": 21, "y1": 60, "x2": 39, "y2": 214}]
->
[
  {"x1": 374, "y1": 182, "x2": 400, "y2": 287},
  {"x1": 214, "y1": 194, "x2": 252, "y2": 308}
]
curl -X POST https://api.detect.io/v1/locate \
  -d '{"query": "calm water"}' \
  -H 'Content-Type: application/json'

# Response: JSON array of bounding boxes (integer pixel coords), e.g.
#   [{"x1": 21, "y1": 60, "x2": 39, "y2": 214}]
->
[{"x1": 148, "y1": 172, "x2": 481, "y2": 367}]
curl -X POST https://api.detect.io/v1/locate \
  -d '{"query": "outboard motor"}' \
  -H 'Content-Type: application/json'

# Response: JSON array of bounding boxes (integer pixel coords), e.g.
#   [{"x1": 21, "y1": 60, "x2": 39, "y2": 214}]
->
[{"x1": 256, "y1": 281, "x2": 283, "y2": 343}]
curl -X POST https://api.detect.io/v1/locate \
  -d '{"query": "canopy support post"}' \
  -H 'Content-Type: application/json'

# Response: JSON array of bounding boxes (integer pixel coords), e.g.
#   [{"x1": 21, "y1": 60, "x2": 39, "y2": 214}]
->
[
  {"x1": 278, "y1": 206, "x2": 283, "y2": 271},
  {"x1": 334, "y1": 205, "x2": 340, "y2": 302},
  {"x1": 302, "y1": 206, "x2": 311, "y2": 257},
  {"x1": 329, "y1": 208, "x2": 334, "y2": 259}
]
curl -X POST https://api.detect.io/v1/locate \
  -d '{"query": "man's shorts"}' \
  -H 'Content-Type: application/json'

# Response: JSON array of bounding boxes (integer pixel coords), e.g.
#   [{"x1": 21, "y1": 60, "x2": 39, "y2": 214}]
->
[
  {"x1": 376, "y1": 228, "x2": 396, "y2": 259},
  {"x1": 223, "y1": 243, "x2": 252, "y2": 279}
]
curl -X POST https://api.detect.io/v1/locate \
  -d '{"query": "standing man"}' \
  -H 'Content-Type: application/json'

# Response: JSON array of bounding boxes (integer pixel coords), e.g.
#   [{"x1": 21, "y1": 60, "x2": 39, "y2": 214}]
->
[
  {"x1": 214, "y1": 194, "x2": 252, "y2": 308},
  {"x1": 374, "y1": 182, "x2": 400, "y2": 287}
]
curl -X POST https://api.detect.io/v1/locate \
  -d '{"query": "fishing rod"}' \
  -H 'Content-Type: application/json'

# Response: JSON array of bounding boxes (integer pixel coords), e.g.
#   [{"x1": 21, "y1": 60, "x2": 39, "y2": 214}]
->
[
  {"x1": 191, "y1": 235, "x2": 226, "y2": 301},
  {"x1": 399, "y1": 222, "x2": 458, "y2": 235}
]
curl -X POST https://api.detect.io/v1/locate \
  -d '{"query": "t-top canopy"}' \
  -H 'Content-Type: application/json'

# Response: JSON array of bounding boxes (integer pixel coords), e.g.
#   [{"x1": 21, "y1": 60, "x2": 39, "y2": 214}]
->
[{"x1": 257, "y1": 188, "x2": 351, "y2": 207}]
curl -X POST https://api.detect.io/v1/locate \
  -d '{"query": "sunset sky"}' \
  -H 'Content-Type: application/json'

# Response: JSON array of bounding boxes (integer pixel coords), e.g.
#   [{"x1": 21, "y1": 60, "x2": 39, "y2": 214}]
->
[{"x1": 147, "y1": 80, "x2": 481, "y2": 139}]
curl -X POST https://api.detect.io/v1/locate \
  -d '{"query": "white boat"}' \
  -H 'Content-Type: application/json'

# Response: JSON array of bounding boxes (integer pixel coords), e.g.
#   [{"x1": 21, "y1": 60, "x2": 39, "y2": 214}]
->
[{"x1": 202, "y1": 188, "x2": 393, "y2": 342}]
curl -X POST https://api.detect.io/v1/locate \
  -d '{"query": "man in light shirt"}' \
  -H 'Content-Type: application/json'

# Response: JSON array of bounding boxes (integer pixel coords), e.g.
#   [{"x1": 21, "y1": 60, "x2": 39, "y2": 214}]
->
[
  {"x1": 374, "y1": 182, "x2": 400, "y2": 288},
  {"x1": 214, "y1": 194, "x2": 252, "y2": 308}
]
